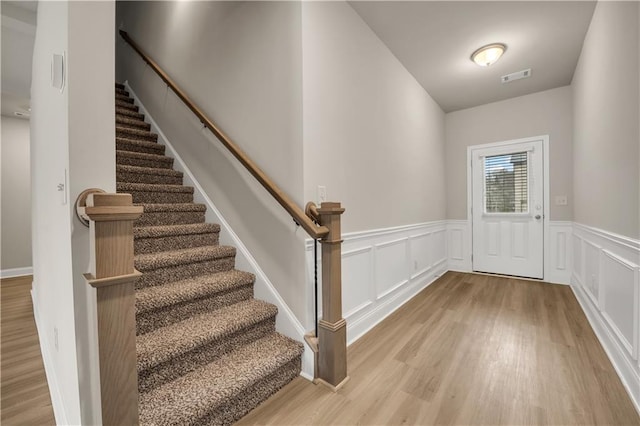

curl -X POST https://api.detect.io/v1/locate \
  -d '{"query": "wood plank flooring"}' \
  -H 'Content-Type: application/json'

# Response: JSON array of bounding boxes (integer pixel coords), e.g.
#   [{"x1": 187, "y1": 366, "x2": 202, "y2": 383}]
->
[
  {"x1": 239, "y1": 271, "x2": 640, "y2": 425},
  {"x1": 1, "y1": 276, "x2": 55, "y2": 425}
]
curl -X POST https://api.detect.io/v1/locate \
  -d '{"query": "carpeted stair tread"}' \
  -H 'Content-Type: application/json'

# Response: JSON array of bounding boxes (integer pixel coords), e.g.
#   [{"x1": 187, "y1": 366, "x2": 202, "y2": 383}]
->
[
  {"x1": 136, "y1": 269, "x2": 253, "y2": 314},
  {"x1": 138, "y1": 333, "x2": 303, "y2": 425},
  {"x1": 116, "y1": 99, "x2": 139, "y2": 111},
  {"x1": 134, "y1": 223, "x2": 219, "y2": 255},
  {"x1": 137, "y1": 299, "x2": 277, "y2": 371},
  {"x1": 138, "y1": 203, "x2": 206, "y2": 213},
  {"x1": 116, "y1": 115, "x2": 151, "y2": 130},
  {"x1": 117, "y1": 126, "x2": 158, "y2": 142},
  {"x1": 116, "y1": 93, "x2": 134, "y2": 103},
  {"x1": 135, "y1": 223, "x2": 219, "y2": 239},
  {"x1": 116, "y1": 87, "x2": 129, "y2": 96},
  {"x1": 135, "y1": 245, "x2": 236, "y2": 271},
  {"x1": 117, "y1": 150, "x2": 173, "y2": 169},
  {"x1": 116, "y1": 108, "x2": 144, "y2": 121},
  {"x1": 116, "y1": 138, "x2": 165, "y2": 155},
  {"x1": 119, "y1": 182, "x2": 194, "y2": 204},
  {"x1": 117, "y1": 164, "x2": 181, "y2": 178},
  {"x1": 118, "y1": 182, "x2": 194, "y2": 194},
  {"x1": 115, "y1": 82, "x2": 125, "y2": 90},
  {"x1": 135, "y1": 205, "x2": 206, "y2": 227}
]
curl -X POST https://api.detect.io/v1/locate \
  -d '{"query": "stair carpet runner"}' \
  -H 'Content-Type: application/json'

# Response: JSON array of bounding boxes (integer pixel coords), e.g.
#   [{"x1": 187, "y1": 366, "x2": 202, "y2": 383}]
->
[{"x1": 114, "y1": 83, "x2": 303, "y2": 425}]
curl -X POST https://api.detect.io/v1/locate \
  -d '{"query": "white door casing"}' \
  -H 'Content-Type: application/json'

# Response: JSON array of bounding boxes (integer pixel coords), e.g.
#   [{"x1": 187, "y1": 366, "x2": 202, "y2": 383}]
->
[{"x1": 470, "y1": 138, "x2": 545, "y2": 279}]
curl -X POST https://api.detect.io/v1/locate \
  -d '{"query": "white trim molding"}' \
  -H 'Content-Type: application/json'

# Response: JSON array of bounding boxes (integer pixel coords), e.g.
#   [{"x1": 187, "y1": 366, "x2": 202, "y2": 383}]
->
[
  {"x1": 571, "y1": 222, "x2": 640, "y2": 413},
  {"x1": 1, "y1": 267, "x2": 33, "y2": 279},
  {"x1": 125, "y1": 83, "x2": 315, "y2": 379},
  {"x1": 31, "y1": 288, "x2": 69, "y2": 425},
  {"x1": 306, "y1": 221, "x2": 448, "y2": 346}
]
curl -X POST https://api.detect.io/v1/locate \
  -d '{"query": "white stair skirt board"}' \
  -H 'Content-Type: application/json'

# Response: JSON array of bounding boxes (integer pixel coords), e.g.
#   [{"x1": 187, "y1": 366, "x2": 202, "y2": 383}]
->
[
  {"x1": 31, "y1": 288, "x2": 69, "y2": 426},
  {"x1": 1, "y1": 267, "x2": 34, "y2": 279},
  {"x1": 571, "y1": 223, "x2": 640, "y2": 414},
  {"x1": 306, "y1": 221, "x2": 449, "y2": 346},
  {"x1": 445, "y1": 220, "x2": 573, "y2": 285},
  {"x1": 124, "y1": 83, "x2": 314, "y2": 379}
]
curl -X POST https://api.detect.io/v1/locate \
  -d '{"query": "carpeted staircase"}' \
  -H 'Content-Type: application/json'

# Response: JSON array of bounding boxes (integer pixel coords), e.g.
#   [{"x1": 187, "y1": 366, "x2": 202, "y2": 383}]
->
[{"x1": 114, "y1": 82, "x2": 304, "y2": 425}]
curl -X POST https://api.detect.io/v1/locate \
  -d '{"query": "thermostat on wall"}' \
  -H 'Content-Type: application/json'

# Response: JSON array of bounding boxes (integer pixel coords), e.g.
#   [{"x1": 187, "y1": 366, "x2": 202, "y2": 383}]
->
[{"x1": 51, "y1": 53, "x2": 65, "y2": 92}]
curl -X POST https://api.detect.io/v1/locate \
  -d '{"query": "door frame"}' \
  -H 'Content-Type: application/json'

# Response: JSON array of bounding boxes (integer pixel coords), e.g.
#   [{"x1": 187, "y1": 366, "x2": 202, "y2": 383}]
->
[{"x1": 466, "y1": 135, "x2": 551, "y2": 281}]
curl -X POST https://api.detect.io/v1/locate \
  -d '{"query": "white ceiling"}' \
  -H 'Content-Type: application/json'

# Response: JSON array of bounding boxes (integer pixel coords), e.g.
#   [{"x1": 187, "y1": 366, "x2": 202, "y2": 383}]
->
[
  {"x1": 349, "y1": 1, "x2": 597, "y2": 112},
  {"x1": 1, "y1": 1, "x2": 37, "y2": 119}
]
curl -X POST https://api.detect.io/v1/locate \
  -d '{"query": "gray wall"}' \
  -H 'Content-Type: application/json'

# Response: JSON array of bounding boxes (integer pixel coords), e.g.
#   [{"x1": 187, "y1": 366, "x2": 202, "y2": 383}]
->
[
  {"x1": 1, "y1": 116, "x2": 32, "y2": 271},
  {"x1": 116, "y1": 1, "x2": 309, "y2": 322},
  {"x1": 572, "y1": 1, "x2": 639, "y2": 239},
  {"x1": 445, "y1": 86, "x2": 573, "y2": 221},
  {"x1": 302, "y1": 2, "x2": 446, "y2": 232}
]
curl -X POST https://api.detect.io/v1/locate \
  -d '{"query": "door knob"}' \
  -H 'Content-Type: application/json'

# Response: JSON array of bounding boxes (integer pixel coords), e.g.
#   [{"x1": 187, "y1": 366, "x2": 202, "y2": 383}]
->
[{"x1": 535, "y1": 215, "x2": 542, "y2": 220}]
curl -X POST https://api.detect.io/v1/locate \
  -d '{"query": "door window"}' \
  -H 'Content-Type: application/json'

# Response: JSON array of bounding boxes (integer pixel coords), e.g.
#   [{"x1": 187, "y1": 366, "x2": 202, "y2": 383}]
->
[{"x1": 484, "y1": 152, "x2": 528, "y2": 214}]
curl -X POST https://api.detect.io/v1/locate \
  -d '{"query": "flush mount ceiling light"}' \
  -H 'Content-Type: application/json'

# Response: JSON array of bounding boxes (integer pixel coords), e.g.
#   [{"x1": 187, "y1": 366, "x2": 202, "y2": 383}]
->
[{"x1": 471, "y1": 43, "x2": 507, "y2": 67}]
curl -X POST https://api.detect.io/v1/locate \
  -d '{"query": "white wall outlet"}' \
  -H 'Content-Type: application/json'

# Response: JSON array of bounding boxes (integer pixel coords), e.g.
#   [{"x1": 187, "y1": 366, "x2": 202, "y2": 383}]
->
[
  {"x1": 555, "y1": 195, "x2": 568, "y2": 206},
  {"x1": 317, "y1": 186, "x2": 327, "y2": 204},
  {"x1": 54, "y1": 327, "x2": 59, "y2": 352}
]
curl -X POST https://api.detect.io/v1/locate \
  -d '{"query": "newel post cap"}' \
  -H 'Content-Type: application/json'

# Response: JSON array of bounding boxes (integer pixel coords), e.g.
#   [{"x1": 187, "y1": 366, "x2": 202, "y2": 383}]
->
[
  {"x1": 317, "y1": 202, "x2": 345, "y2": 215},
  {"x1": 84, "y1": 193, "x2": 143, "y2": 222}
]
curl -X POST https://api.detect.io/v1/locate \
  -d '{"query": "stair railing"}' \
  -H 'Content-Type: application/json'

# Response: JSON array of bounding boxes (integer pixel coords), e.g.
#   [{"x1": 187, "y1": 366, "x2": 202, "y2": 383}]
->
[
  {"x1": 119, "y1": 30, "x2": 349, "y2": 390},
  {"x1": 76, "y1": 189, "x2": 143, "y2": 424}
]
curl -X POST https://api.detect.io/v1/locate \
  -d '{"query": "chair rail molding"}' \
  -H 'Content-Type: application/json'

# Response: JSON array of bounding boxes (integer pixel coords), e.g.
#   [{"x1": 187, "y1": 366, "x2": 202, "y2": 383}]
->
[{"x1": 571, "y1": 222, "x2": 640, "y2": 413}]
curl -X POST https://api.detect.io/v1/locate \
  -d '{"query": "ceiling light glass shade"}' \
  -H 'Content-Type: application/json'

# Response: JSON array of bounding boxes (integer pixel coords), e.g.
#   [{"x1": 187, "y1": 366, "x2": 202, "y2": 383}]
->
[{"x1": 471, "y1": 43, "x2": 506, "y2": 67}]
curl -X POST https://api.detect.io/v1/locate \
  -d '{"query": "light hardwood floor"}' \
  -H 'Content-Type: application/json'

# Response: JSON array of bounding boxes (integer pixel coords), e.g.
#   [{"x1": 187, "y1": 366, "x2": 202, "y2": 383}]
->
[
  {"x1": 1, "y1": 276, "x2": 55, "y2": 425},
  {"x1": 239, "y1": 271, "x2": 640, "y2": 425}
]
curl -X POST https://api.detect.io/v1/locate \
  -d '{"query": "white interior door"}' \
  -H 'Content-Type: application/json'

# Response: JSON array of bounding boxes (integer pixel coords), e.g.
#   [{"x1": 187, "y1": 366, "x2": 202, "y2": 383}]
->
[{"x1": 471, "y1": 139, "x2": 544, "y2": 279}]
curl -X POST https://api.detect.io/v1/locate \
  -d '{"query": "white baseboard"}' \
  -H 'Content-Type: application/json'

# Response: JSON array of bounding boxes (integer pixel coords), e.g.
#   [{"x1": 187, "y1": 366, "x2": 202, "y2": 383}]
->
[
  {"x1": 31, "y1": 288, "x2": 69, "y2": 425},
  {"x1": 571, "y1": 223, "x2": 640, "y2": 414},
  {"x1": 125, "y1": 83, "x2": 315, "y2": 378},
  {"x1": 1, "y1": 267, "x2": 33, "y2": 279}
]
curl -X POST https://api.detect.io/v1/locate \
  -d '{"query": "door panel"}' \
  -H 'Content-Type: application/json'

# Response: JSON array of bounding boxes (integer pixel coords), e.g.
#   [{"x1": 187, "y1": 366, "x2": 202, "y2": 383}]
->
[{"x1": 472, "y1": 140, "x2": 544, "y2": 279}]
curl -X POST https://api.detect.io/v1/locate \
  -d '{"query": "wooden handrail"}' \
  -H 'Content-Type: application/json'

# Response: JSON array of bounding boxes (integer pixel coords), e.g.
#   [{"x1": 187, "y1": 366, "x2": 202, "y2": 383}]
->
[{"x1": 119, "y1": 30, "x2": 328, "y2": 239}]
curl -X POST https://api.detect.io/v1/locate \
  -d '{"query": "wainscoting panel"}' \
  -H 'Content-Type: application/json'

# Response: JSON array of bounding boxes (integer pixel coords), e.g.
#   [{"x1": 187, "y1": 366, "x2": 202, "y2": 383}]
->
[
  {"x1": 375, "y1": 238, "x2": 409, "y2": 300},
  {"x1": 409, "y1": 232, "x2": 431, "y2": 279},
  {"x1": 547, "y1": 221, "x2": 573, "y2": 285},
  {"x1": 446, "y1": 220, "x2": 471, "y2": 272},
  {"x1": 306, "y1": 221, "x2": 448, "y2": 345},
  {"x1": 571, "y1": 223, "x2": 640, "y2": 413},
  {"x1": 342, "y1": 247, "x2": 373, "y2": 318}
]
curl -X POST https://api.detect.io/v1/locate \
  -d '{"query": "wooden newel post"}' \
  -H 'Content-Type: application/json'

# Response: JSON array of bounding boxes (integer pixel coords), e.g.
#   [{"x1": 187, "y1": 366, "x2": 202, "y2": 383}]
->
[
  {"x1": 82, "y1": 192, "x2": 143, "y2": 425},
  {"x1": 316, "y1": 202, "x2": 349, "y2": 390}
]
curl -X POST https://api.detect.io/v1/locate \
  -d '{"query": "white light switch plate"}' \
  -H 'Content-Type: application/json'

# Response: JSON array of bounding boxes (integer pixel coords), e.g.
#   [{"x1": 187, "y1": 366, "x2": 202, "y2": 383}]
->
[
  {"x1": 318, "y1": 186, "x2": 327, "y2": 204},
  {"x1": 555, "y1": 195, "x2": 568, "y2": 206}
]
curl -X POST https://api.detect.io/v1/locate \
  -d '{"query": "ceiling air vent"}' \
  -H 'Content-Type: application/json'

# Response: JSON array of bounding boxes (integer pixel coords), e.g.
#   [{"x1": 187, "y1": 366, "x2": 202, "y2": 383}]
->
[{"x1": 501, "y1": 68, "x2": 531, "y2": 84}]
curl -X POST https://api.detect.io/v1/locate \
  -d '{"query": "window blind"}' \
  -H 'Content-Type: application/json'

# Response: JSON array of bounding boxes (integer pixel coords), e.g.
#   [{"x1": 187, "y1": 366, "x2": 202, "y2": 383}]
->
[{"x1": 484, "y1": 152, "x2": 528, "y2": 213}]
